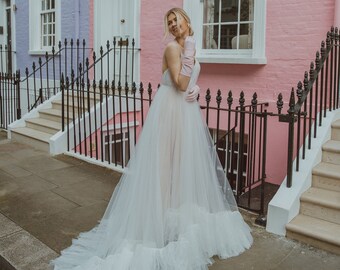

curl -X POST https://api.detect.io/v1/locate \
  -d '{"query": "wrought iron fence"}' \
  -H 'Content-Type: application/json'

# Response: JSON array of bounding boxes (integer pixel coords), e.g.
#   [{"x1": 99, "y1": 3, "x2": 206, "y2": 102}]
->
[
  {"x1": 21, "y1": 39, "x2": 94, "y2": 112},
  {"x1": 0, "y1": 72, "x2": 20, "y2": 129},
  {"x1": 61, "y1": 67, "x2": 269, "y2": 221},
  {"x1": 0, "y1": 36, "x2": 270, "y2": 220},
  {"x1": 277, "y1": 26, "x2": 340, "y2": 187}
]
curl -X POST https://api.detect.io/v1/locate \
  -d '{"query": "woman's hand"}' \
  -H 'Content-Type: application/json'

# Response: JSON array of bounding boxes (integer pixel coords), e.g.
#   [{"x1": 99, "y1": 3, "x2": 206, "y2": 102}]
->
[{"x1": 186, "y1": 85, "x2": 200, "y2": 102}]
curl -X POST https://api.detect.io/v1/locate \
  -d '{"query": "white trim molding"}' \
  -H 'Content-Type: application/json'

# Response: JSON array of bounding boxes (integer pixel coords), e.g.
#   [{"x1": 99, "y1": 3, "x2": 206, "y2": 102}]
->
[
  {"x1": 29, "y1": 0, "x2": 60, "y2": 54},
  {"x1": 183, "y1": 0, "x2": 266, "y2": 64}
]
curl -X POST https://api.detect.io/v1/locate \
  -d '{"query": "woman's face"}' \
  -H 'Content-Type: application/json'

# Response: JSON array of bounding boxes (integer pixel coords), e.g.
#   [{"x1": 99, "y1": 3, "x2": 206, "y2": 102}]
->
[{"x1": 167, "y1": 13, "x2": 189, "y2": 38}]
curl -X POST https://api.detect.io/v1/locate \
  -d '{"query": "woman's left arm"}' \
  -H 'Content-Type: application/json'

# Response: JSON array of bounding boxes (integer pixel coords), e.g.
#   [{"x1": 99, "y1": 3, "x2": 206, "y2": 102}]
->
[{"x1": 164, "y1": 43, "x2": 191, "y2": 91}]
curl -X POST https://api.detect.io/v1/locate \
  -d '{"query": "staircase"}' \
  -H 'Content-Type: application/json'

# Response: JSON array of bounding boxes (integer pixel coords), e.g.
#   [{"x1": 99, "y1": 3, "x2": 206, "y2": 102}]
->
[
  {"x1": 286, "y1": 119, "x2": 340, "y2": 255},
  {"x1": 10, "y1": 95, "x2": 84, "y2": 152}
]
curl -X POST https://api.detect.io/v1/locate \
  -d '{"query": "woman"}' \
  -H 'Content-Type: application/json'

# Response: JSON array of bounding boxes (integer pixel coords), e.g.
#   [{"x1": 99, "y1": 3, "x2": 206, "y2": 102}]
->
[{"x1": 51, "y1": 7, "x2": 252, "y2": 270}]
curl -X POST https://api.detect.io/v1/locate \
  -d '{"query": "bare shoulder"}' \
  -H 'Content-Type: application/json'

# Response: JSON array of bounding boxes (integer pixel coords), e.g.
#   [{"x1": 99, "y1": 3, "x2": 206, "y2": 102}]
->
[{"x1": 165, "y1": 41, "x2": 181, "y2": 55}]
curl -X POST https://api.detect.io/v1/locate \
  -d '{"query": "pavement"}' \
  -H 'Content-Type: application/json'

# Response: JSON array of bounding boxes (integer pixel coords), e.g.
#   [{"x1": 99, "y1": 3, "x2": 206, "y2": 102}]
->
[{"x1": 0, "y1": 130, "x2": 339, "y2": 270}]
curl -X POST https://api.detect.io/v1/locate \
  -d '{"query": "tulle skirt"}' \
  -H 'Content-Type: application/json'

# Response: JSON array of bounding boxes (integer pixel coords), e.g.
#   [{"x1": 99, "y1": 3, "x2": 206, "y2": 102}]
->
[{"x1": 51, "y1": 81, "x2": 253, "y2": 270}]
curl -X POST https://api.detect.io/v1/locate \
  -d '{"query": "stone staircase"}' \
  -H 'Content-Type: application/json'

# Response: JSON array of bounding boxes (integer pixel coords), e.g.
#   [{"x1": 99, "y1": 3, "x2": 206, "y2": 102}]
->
[
  {"x1": 10, "y1": 95, "x2": 91, "y2": 152},
  {"x1": 286, "y1": 119, "x2": 340, "y2": 255}
]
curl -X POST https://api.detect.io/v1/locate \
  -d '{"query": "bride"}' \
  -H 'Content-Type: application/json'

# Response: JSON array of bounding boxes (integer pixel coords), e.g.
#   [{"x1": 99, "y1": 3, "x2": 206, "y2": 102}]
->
[{"x1": 51, "y1": 7, "x2": 253, "y2": 270}]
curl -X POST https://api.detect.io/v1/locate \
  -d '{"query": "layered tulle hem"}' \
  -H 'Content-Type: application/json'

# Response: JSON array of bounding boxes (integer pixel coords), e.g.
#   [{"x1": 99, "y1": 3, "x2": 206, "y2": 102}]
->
[{"x1": 51, "y1": 206, "x2": 252, "y2": 270}]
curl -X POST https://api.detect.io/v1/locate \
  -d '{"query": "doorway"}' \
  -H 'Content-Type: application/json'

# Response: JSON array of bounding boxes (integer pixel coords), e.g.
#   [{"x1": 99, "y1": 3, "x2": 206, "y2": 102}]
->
[
  {"x1": 94, "y1": 0, "x2": 140, "y2": 85},
  {"x1": 0, "y1": 0, "x2": 13, "y2": 73}
]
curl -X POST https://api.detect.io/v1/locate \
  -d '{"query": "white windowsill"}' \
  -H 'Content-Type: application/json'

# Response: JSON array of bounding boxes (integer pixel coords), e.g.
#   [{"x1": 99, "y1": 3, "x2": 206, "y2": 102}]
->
[
  {"x1": 29, "y1": 50, "x2": 59, "y2": 56},
  {"x1": 197, "y1": 55, "x2": 267, "y2": 65}
]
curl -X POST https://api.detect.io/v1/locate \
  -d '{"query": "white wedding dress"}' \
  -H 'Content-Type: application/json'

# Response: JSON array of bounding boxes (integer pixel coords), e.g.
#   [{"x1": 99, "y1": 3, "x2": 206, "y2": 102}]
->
[{"x1": 51, "y1": 61, "x2": 253, "y2": 270}]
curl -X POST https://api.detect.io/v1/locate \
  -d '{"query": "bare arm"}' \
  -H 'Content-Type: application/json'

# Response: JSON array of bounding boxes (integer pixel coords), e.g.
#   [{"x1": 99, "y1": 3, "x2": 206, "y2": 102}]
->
[{"x1": 164, "y1": 42, "x2": 190, "y2": 91}]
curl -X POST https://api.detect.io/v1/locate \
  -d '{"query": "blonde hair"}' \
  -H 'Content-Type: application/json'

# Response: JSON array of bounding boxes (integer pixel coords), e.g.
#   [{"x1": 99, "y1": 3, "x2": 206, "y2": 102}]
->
[{"x1": 164, "y1": 8, "x2": 194, "y2": 38}]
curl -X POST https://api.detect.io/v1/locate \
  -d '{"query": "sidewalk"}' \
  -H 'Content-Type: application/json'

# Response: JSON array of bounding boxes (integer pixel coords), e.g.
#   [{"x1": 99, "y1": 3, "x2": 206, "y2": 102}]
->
[{"x1": 0, "y1": 130, "x2": 339, "y2": 270}]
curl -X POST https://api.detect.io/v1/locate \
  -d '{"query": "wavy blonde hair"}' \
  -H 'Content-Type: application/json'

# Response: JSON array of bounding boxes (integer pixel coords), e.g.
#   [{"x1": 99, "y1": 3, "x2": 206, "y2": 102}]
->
[{"x1": 164, "y1": 8, "x2": 194, "y2": 38}]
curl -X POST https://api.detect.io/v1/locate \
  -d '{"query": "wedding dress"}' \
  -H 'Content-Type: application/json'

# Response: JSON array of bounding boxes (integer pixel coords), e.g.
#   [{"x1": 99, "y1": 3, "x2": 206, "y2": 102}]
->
[{"x1": 51, "y1": 61, "x2": 253, "y2": 270}]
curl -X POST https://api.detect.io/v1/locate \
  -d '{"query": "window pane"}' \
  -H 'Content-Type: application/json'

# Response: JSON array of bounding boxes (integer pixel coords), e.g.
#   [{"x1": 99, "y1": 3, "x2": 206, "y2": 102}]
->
[
  {"x1": 220, "y1": 24, "x2": 237, "y2": 49},
  {"x1": 115, "y1": 141, "x2": 122, "y2": 165},
  {"x1": 47, "y1": 0, "x2": 50, "y2": 10},
  {"x1": 125, "y1": 140, "x2": 129, "y2": 165},
  {"x1": 202, "y1": 25, "x2": 218, "y2": 49},
  {"x1": 43, "y1": 36, "x2": 47, "y2": 46},
  {"x1": 104, "y1": 144, "x2": 109, "y2": 161},
  {"x1": 239, "y1": 23, "x2": 253, "y2": 49},
  {"x1": 203, "y1": 0, "x2": 219, "y2": 24},
  {"x1": 240, "y1": 0, "x2": 248, "y2": 21},
  {"x1": 51, "y1": 0, "x2": 55, "y2": 9},
  {"x1": 41, "y1": 0, "x2": 45, "y2": 11},
  {"x1": 49, "y1": 24, "x2": 52, "y2": 34},
  {"x1": 43, "y1": 25, "x2": 47, "y2": 34},
  {"x1": 114, "y1": 133, "x2": 123, "y2": 141},
  {"x1": 221, "y1": 0, "x2": 239, "y2": 23},
  {"x1": 52, "y1": 13, "x2": 55, "y2": 23}
]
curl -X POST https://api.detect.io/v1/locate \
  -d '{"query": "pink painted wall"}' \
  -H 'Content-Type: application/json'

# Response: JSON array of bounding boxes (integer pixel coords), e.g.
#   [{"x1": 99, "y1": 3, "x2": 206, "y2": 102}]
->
[
  {"x1": 140, "y1": 0, "x2": 183, "y2": 85},
  {"x1": 140, "y1": 0, "x2": 336, "y2": 185}
]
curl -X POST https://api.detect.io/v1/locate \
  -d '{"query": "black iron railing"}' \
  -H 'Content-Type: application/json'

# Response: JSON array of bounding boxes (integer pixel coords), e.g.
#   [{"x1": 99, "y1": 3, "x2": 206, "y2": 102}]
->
[
  {"x1": 202, "y1": 90, "x2": 269, "y2": 223},
  {"x1": 61, "y1": 62, "x2": 270, "y2": 220},
  {"x1": 0, "y1": 71, "x2": 20, "y2": 129},
  {"x1": 277, "y1": 26, "x2": 340, "y2": 187},
  {"x1": 22, "y1": 39, "x2": 94, "y2": 112}
]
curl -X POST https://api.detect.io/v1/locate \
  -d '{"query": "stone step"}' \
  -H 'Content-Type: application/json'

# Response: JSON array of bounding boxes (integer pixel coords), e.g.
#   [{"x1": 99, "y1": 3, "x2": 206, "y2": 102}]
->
[
  {"x1": 51, "y1": 97, "x2": 98, "y2": 111},
  {"x1": 286, "y1": 214, "x2": 340, "y2": 255},
  {"x1": 300, "y1": 187, "x2": 340, "y2": 225},
  {"x1": 10, "y1": 127, "x2": 50, "y2": 152},
  {"x1": 322, "y1": 140, "x2": 340, "y2": 165},
  {"x1": 38, "y1": 108, "x2": 74, "y2": 123},
  {"x1": 331, "y1": 119, "x2": 340, "y2": 141},
  {"x1": 312, "y1": 162, "x2": 340, "y2": 192},
  {"x1": 25, "y1": 118, "x2": 61, "y2": 135}
]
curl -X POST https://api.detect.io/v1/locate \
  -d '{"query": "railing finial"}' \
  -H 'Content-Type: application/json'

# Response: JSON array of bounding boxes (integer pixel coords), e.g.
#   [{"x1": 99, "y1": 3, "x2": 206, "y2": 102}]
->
[{"x1": 276, "y1": 93, "x2": 283, "y2": 114}]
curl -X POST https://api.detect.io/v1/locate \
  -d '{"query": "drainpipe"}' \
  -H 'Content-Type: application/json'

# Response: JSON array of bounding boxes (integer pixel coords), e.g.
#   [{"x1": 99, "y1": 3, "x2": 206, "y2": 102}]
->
[
  {"x1": 335, "y1": 0, "x2": 340, "y2": 27},
  {"x1": 75, "y1": 0, "x2": 80, "y2": 38}
]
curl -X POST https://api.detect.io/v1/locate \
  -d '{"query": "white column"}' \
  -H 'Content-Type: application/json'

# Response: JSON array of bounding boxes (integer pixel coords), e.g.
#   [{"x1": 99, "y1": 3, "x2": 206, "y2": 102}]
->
[{"x1": 335, "y1": 0, "x2": 340, "y2": 27}]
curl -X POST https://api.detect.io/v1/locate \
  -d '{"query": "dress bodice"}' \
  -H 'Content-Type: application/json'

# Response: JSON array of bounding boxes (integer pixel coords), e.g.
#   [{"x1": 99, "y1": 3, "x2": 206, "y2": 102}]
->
[{"x1": 161, "y1": 61, "x2": 201, "y2": 89}]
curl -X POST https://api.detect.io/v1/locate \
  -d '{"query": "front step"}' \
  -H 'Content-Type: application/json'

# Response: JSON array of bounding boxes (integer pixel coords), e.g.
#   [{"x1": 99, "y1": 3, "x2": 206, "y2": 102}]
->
[
  {"x1": 39, "y1": 108, "x2": 74, "y2": 123},
  {"x1": 286, "y1": 215, "x2": 340, "y2": 255},
  {"x1": 313, "y1": 162, "x2": 340, "y2": 192},
  {"x1": 11, "y1": 127, "x2": 50, "y2": 152},
  {"x1": 300, "y1": 187, "x2": 340, "y2": 225},
  {"x1": 322, "y1": 140, "x2": 340, "y2": 165},
  {"x1": 25, "y1": 118, "x2": 61, "y2": 135},
  {"x1": 331, "y1": 119, "x2": 340, "y2": 140}
]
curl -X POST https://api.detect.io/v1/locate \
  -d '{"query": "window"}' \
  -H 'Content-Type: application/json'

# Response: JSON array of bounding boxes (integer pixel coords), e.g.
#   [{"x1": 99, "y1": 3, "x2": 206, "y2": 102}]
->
[
  {"x1": 41, "y1": 0, "x2": 56, "y2": 48},
  {"x1": 184, "y1": 0, "x2": 266, "y2": 64},
  {"x1": 29, "y1": 0, "x2": 60, "y2": 54},
  {"x1": 104, "y1": 132, "x2": 130, "y2": 167}
]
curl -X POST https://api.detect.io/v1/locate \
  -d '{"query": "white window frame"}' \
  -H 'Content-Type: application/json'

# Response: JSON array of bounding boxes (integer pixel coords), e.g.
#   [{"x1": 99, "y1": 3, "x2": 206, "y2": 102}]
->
[
  {"x1": 29, "y1": 0, "x2": 60, "y2": 55},
  {"x1": 103, "y1": 123, "x2": 137, "y2": 168},
  {"x1": 183, "y1": 0, "x2": 266, "y2": 64}
]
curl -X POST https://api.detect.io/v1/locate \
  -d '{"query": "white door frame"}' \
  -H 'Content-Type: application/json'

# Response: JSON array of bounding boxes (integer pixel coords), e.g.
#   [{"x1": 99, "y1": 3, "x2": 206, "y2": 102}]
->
[
  {"x1": 94, "y1": 0, "x2": 140, "y2": 84},
  {"x1": 0, "y1": 0, "x2": 16, "y2": 72}
]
